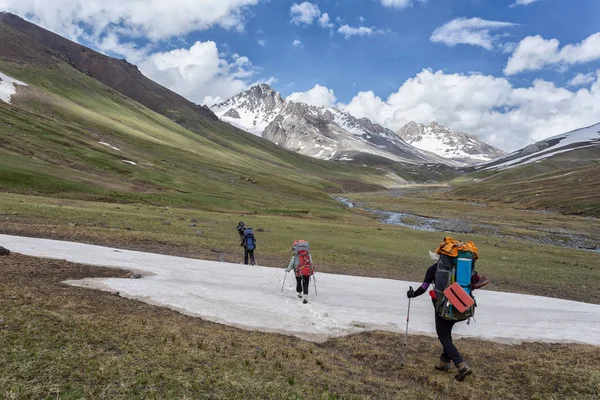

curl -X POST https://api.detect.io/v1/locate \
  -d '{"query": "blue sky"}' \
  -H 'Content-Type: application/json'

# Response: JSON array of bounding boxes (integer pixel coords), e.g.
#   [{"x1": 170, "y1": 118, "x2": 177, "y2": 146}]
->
[{"x1": 1, "y1": 0, "x2": 600, "y2": 150}]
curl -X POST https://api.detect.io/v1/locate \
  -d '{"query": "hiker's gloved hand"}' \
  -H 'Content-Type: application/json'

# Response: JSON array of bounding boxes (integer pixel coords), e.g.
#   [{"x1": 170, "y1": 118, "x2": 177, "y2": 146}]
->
[{"x1": 407, "y1": 287, "x2": 415, "y2": 298}]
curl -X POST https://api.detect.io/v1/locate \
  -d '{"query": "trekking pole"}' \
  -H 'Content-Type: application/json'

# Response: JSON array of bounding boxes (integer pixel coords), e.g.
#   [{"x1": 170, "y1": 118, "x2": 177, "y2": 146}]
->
[
  {"x1": 281, "y1": 271, "x2": 288, "y2": 292},
  {"x1": 401, "y1": 288, "x2": 412, "y2": 367},
  {"x1": 311, "y1": 266, "x2": 318, "y2": 296}
]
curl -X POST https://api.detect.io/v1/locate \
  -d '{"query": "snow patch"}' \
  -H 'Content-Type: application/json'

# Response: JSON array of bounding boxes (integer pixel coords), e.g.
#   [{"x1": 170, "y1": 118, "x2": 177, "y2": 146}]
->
[
  {"x1": 121, "y1": 160, "x2": 137, "y2": 165},
  {"x1": 99, "y1": 141, "x2": 121, "y2": 151},
  {"x1": 2, "y1": 234, "x2": 600, "y2": 345},
  {"x1": 0, "y1": 71, "x2": 28, "y2": 104}
]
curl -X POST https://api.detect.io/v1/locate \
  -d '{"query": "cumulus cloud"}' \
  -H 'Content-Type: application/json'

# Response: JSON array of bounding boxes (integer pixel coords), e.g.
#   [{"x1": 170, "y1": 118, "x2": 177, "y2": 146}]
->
[
  {"x1": 139, "y1": 42, "x2": 256, "y2": 105},
  {"x1": 568, "y1": 71, "x2": 598, "y2": 87},
  {"x1": 0, "y1": 0, "x2": 259, "y2": 41},
  {"x1": 287, "y1": 84, "x2": 338, "y2": 108},
  {"x1": 431, "y1": 18, "x2": 517, "y2": 50},
  {"x1": 511, "y1": 0, "x2": 544, "y2": 6},
  {"x1": 339, "y1": 68, "x2": 600, "y2": 151},
  {"x1": 319, "y1": 13, "x2": 334, "y2": 29},
  {"x1": 290, "y1": 2, "x2": 321, "y2": 25},
  {"x1": 292, "y1": 39, "x2": 302, "y2": 46},
  {"x1": 338, "y1": 25, "x2": 387, "y2": 39},
  {"x1": 380, "y1": 0, "x2": 426, "y2": 8},
  {"x1": 505, "y1": 32, "x2": 600, "y2": 75}
]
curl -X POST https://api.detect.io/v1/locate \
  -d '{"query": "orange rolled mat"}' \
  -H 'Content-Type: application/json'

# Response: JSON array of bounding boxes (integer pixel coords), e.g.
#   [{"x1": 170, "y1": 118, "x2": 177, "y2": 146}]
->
[{"x1": 443, "y1": 282, "x2": 474, "y2": 313}]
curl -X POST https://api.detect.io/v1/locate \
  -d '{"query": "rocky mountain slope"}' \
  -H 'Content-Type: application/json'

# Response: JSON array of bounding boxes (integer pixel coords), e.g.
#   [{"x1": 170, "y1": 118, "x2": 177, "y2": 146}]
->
[
  {"x1": 212, "y1": 85, "x2": 458, "y2": 166},
  {"x1": 396, "y1": 121, "x2": 505, "y2": 164}
]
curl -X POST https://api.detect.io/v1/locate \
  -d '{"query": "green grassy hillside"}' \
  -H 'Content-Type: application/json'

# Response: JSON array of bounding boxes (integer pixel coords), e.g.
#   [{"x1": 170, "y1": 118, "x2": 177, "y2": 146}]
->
[
  {"x1": 450, "y1": 148, "x2": 600, "y2": 217},
  {"x1": 0, "y1": 21, "x2": 404, "y2": 216}
]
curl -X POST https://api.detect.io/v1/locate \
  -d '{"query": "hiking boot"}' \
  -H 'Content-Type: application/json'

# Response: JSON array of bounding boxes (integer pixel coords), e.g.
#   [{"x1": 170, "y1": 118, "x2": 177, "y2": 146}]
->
[
  {"x1": 303, "y1": 298, "x2": 308, "y2": 304},
  {"x1": 434, "y1": 361, "x2": 453, "y2": 372},
  {"x1": 455, "y1": 362, "x2": 472, "y2": 382},
  {"x1": 297, "y1": 293, "x2": 303, "y2": 299}
]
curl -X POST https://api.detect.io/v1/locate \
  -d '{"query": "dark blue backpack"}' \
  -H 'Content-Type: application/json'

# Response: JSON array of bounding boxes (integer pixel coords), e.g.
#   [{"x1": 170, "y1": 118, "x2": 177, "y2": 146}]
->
[{"x1": 244, "y1": 229, "x2": 255, "y2": 250}]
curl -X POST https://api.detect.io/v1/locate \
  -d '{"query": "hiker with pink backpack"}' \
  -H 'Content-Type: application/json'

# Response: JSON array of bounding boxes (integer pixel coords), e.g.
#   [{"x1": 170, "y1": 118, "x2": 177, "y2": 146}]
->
[{"x1": 284, "y1": 240, "x2": 316, "y2": 304}]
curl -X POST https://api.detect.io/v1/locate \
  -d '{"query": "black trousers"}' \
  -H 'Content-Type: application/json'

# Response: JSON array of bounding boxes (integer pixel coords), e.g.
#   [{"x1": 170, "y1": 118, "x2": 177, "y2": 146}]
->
[
  {"x1": 244, "y1": 249, "x2": 255, "y2": 265},
  {"x1": 296, "y1": 276, "x2": 310, "y2": 295},
  {"x1": 435, "y1": 313, "x2": 464, "y2": 366}
]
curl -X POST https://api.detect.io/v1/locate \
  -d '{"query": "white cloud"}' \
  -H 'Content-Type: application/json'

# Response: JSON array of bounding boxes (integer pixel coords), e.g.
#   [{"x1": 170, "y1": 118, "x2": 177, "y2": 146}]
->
[
  {"x1": 287, "y1": 84, "x2": 337, "y2": 107},
  {"x1": 511, "y1": 0, "x2": 543, "y2": 6},
  {"x1": 431, "y1": 18, "x2": 517, "y2": 50},
  {"x1": 338, "y1": 25, "x2": 387, "y2": 39},
  {"x1": 568, "y1": 71, "x2": 598, "y2": 87},
  {"x1": 258, "y1": 39, "x2": 267, "y2": 47},
  {"x1": 139, "y1": 41, "x2": 255, "y2": 105},
  {"x1": 0, "y1": 0, "x2": 259, "y2": 41},
  {"x1": 505, "y1": 32, "x2": 600, "y2": 75},
  {"x1": 319, "y1": 13, "x2": 334, "y2": 29},
  {"x1": 290, "y1": 2, "x2": 321, "y2": 25},
  {"x1": 338, "y1": 25, "x2": 374, "y2": 39},
  {"x1": 380, "y1": 0, "x2": 425, "y2": 8},
  {"x1": 293, "y1": 39, "x2": 302, "y2": 46},
  {"x1": 340, "y1": 68, "x2": 600, "y2": 151}
]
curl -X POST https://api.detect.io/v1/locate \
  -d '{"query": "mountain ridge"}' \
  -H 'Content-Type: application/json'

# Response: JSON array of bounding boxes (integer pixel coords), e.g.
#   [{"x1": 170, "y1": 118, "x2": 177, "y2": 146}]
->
[
  {"x1": 396, "y1": 120, "x2": 505, "y2": 164},
  {"x1": 212, "y1": 84, "x2": 461, "y2": 166}
]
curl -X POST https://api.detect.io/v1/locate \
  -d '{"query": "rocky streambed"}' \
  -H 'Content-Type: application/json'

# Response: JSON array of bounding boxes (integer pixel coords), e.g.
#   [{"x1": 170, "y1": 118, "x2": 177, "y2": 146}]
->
[{"x1": 336, "y1": 197, "x2": 600, "y2": 253}]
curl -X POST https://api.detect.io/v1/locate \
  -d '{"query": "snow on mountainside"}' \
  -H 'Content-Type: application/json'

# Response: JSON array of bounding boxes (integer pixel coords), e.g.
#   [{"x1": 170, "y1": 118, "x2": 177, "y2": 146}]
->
[
  {"x1": 479, "y1": 122, "x2": 600, "y2": 171},
  {"x1": 0, "y1": 70, "x2": 28, "y2": 104},
  {"x1": 211, "y1": 84, "x2": 285, "y2": 135},
  {"x1": 212, "y1": 85, "x2": 459, "y2": 166},
  {"x1": 396, "y1": 121, "x2": 505, "y2": 164}
]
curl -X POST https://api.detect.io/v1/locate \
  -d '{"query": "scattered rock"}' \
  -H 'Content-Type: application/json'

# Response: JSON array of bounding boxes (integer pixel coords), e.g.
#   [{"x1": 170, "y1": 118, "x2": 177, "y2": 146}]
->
[
  {"x1": 125, "y1": 227, "x2": 132, "y2": 231},
  {"x1": 195, "y1": 230, "x2": 204, "y2": 235},
  {"x1": 377, "y1": 228, "x2": 383, "y2": 231},
  {"x1": 210, "y1": 249, "x2": 221, "y2": 253},
  {"x1": 256, "y1": 228, "x2": 265, "y2": 232},
  {"x1": 0, "y1": 247, "x2": 10, "y2": 256},
  {"x1": 189, "y1": 223, "x2": 197, "y2": 227},
  {"x1": 129, "y1": 273, "x2": 142, "y2": 279},
  {"x1": 265, "y1": 229, "x2": 271, "y2": 233},
  {"x1": 162, "y1": 222, "x2": 172, "y2": 225},
  {"x1": 178, "y1": 217, "x2": 185, "y2": 221},
  {"x1": 68, "y1": 222, "x2": 77, "y2": 227},
  {"x1": 191, "y1": 219, "x2": 198, "y2": 223}
]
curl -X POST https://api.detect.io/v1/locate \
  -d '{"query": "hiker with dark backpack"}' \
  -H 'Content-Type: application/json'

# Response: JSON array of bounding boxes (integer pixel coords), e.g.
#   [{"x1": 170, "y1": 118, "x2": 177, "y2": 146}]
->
[
  {"x1": 236, "y1": 221, "x2": 246, "y2": 240},
  {"x1": 284, "y1": 240, "x2": 314, "y2": 304},
  {"x1": 407, "y1": 237, "x2": 489, "y2": 382},
  {"x1": 241, "y1": 227, "x2": 256, "y2": 265}
]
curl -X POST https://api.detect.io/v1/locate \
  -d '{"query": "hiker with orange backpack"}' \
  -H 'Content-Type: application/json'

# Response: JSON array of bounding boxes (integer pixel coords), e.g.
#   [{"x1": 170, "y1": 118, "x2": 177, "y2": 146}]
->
[
  {"x1": 284, "y1": 240, "x2": 315, "y2": 304},
  {"x1": 407, "y1": 237, "x2": 489, "y2": 382}
]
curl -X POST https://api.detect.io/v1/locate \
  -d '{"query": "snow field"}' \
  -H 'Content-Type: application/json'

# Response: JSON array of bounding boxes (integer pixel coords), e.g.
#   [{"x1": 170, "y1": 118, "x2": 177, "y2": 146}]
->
[
  {"x1": 0, "y1": 71, "x2": 28, "y2": 104},
  {"x1": 2, "y1": 234, "x2": 600, "y2": 345}
]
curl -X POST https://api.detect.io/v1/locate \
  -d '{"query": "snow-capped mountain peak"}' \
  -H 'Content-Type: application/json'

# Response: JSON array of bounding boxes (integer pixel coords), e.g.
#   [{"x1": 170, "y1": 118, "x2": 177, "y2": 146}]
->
[
  {"x1": 396, "y1": 121, "x2": 505, "y2": 164},
  {"x1": 211, "y1": 85, "x2": 462, "y2": 166},
  {"x1": 211, "y1": 84, "x2": 285, "y2": 135}
]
